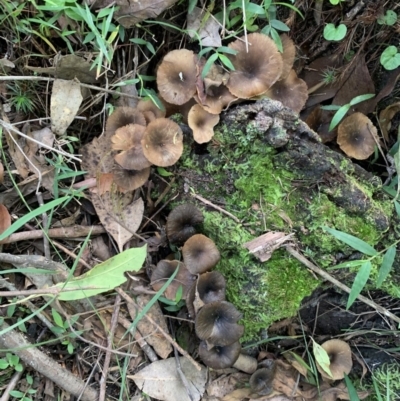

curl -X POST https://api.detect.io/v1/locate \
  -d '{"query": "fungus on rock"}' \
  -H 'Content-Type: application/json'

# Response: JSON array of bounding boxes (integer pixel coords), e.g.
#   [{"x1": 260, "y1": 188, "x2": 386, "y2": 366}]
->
[
  {"x1": 111, "y1": 124, "x2": 152, "y2": 171},
  {"x1": 227, "y1": 33, "x2": 283, "y2": 99},
  {"x1": 141, "y1": 118, "x2": 183, "y2": 167},
  {"x1": 315, "y1": 339, "x2": 353, "y2": 380},
  {"x1": 112, "y1": 165, "x2": 150, "y2": 193},
  {"x1": 182, "y1": 234, "x2": 220, "y2": 274},
  {"x1": 195, "y1": 301, "x2": 244, "y2": 346},
  {"x1": 157, "y1": 49, "x2": 198, "y2": 105},
  {"x1": 188, "y1": 104, "x2": 220, "y2": 144},
  {"x1": 150, "y1": 260, "x2": 195, "y2": 300},
  {"x1": 337, "y1": 112, "x2": 378, "y2": 160},
  {"x1": 166, "y1": 203, "x2": 204, "y2": 244},
  {"x1": 105, "y1": 107, "x2": 146, "y2": 138}
]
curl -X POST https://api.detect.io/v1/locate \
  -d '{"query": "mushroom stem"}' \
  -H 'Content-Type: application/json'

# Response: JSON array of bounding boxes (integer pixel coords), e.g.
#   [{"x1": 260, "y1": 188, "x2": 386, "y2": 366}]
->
[{"x1": 232, "y1": 354, "x2": 258, "y2": 374}]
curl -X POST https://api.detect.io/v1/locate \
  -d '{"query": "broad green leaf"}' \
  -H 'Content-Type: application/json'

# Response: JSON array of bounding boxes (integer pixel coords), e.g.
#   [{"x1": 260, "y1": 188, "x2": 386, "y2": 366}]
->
[
  {"x1": 344, "y1": 374, "x2": 360, "y2": 401},
  {"x1": 188, "y1": 0, "x2": 198, "y2": 13},
  {"x1": 380, "y1": 46, "x2": 400, "y2": 70},
  {"x1": 130, "y1": 38, "x2": 147, "y2": 45},
  {"x1": 329, "y1": 104, "x2": 350, "y2": 131},
  {"x1": 156, "y1": 167, "x2": 173, "y2": 177},
  {"x1": 349, "y1": 93, "x2": 375, "y2": 106},
  {"x1": 244, "y1": 2, "x2": 265, "y2": 15},
  {"x1": 9, "y1": 391, "x2": 24, "y2": 398},
  {"x1": 270, "y1": 28, "x2": 282, "y2": 52},
  {"x1": 54, "y1": 245, "x2": 147, "y2": 300},
  {"x1": 320, "y1": 105, "x2": 341, "y2": 111},
  {"x1": 377, "y1": 246, "x2": 396, "y2": 287},
  {"x1": 322, "y1": 226, "x2": 378, "y2": 256},
  {"x1": 287, "y1": 351, "x2": 312, "y2": 372},
  {"x1": 0, "y1": 196, "x2": 70, "y2": 241},
  {"x1": 347, "y1": 261, "x2": 371, "y2": 309},
  {"x1": 395, "y1": 200, "x2": 400, "y2": 218},
  {"x1": 312, "y1": 338, "x2": 332, "y2": 378},
  {"x1": 198, "y1": 47, "x2": 213, "y2": 58},
  {"x1": 327, "y1": 260, "x2": 365, "y2": 270},
  {"x1": 377, "y1": 10, "x2": 397, "y2": 26},
  {"x1": 52, "y1": 308, "x2": 64, "y2": 328},
  {"x1": 217, "y1": 46, "x2": 238, "y2": 55},
  {"x1": 218, "y1": 54, "x2": 235, "y2": 71},
  {"x1": 323, "y1": 23, "x2": 347, "y2": 41},
  {"x1": 201, "y1": 53, "x2": 219, "y2": 78},
  {"x1": 270, "y1": 19, "x2": 290, "y2": 32},
  {"x1": 0, "y1": 359, "x2": 9, "y2": 369}
]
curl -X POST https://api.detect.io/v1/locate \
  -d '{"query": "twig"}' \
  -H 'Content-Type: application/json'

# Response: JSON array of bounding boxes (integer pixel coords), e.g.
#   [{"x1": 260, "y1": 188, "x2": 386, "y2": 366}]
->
[
  {"x1": 286, "y1": 246, "x2": 400, "y2": 325},
  {"x1": 99, "y1": 295, "x2": 121, "y2": 401},
  {"x1": 116, "y1": 288, "x2": 202, "y2": 371},
  {"x1": 0, "y1": 367, "x2": 24, "y2": 401},
  {"x1": 191, "y1": 192, "x2": 240, "y2": 223},
  {"x1": 36, "y1": 192, "x2": 50, "y2": 259}
]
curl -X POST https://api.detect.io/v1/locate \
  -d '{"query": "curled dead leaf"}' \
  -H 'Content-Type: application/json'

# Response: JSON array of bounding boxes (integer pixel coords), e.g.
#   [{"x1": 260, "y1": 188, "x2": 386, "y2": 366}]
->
[{"x1": 0, "y1": 204, "x2": 11, "y2": 243}]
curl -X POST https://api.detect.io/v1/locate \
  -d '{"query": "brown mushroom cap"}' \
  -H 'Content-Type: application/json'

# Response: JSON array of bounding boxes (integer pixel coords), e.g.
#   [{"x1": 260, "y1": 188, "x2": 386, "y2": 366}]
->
[
  {"x1": 111, "y1": 124, "x2": 152, "y2": 170},
  {"x1": 264, "y1": 69, "x2": 308, "y2": 114},
  {"x1": 182, "y1": 234, "x2": 221, "y2": 274},
  {"x1": 194, "y1": 84, "x2": 238, "y2": 115},
  {"x1": 157, "y1": 49, "x2": 198, "y2": 105},
  {"x1": 136, "y1": 98, "x2": 166, "y2": 119},
  {"x1": 280, "y1": 34, "x2": 296, "y2": 81},
  {"x1": 112, "y1": 165, "x2": 150, "y2": 193},
  {"x1": 150, "y1": 260, "x2": 195, "y2": 300},
  {"x1": 337, "y1": 113, "x2": 378, "y2": 160},
  {"x1": 141, "y1": 118, "x2": 183, "y2": 167},
  {"x1": 227, "y1": 33, "x2": 283, "y2": 99},
  {"x1": 195, "y1": 301, "x2": 244, "y2": 346},
  {"x1": 105, "y1": 107, "x2": 146, "y2": 138},
  {"x1": 199, "y1": 340, "x2": 241, "y2": 370},
  {"x1": 249, "y1": 362, "x2": 276, "y2": 396},
  {"x1": 316, "y1": 339, "x2": 353, "y2": 380},
  {"x1": 188, "y1": 104, "x2": 220, "y2": 144},
  {"x1": 166, "y1": 203, "x2": 204, "y2": 244}
]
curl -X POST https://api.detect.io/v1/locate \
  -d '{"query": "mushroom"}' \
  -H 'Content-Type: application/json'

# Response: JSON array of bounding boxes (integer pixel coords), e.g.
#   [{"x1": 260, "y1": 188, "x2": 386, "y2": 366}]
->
[
  {"x1": 111, "y1": 124, "x2": 152, "y2": 170},
  {"x1": 157, "y1": 49, "x2": 198, "y2": 105},
  {"x1": 188, "y1": 104, "x2": 220, "y2": 144},
  {"x1": 150, "y1": 260, "x2": 195, "y2": 300},
  {"x1": 166, "y1": 203, "x2": 204, "y2": 244},
  {"x1": 194, "y1": 84, "x2": 238, "y2": 115},
  {"x1": 105, "y1": 107, "x2": 146, "y2": 138},
  {"x1": 315, "y1": 339, "x2": 353, "y2": 380},
  {"x1": 112, "y1": 165, "x2": 151, "y2": 193},
  {"x1": 182, "y1": 234, "x2": 220, "y2": 274},
  {"x1": 250, "y1": 361, "x2": 277, "y2": 396},
  {"x1": 136, "y1": 98, "x2": 166, "y2": 119},
  {"x1": 199, "y1": 341, "x2": 257, "y2": 373},
  {"x1": 337, "y1": 112, "x2": 378, "y2": 160},
  {"x1": 195, "y1": 301, "x2": 244, "y2": 346},
  {"x1": 263, "y1": 69, "x2": 308, "y2": 114},
  {"x1": 279, "y1": 34, "x2": 296, "y2": 81},
  {"x1": 141, "y1": 118, "x2": 183, "y2": 167},
  {"x1": 227, "y1": 33, "x2": 283, "y2": 99}
]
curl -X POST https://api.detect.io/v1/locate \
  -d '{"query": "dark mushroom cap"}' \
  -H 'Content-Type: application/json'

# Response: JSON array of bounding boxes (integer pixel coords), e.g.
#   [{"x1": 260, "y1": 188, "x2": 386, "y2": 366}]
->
[
  {"x1": 136, "y1": 98, "x2": 166, "y2": 119},
  {"x1": 105, "y1": 107, "x2": 146, "y2": 138},
  {"x1": 188, "y1": 104, "x2": 220, "y2": 144},
  {"x1": 227, "y1": 33, "x2": 283, "y2": 99},
  {"x1": 195, "y1": 301, "x2": 244, "y2": 346},
  {"x1": 182, "y1": 234, "x2": 221, "y2": 274},
  {"x1": 150, "y1": 260, "x2": 195, "y2": 300},
  {"x1": 280, "y1": 34, "x2": 296, "y2": 81},
  {"x1": 249, "y1": 362, "x2": 276, "y2": 396},
  {"x1": 199, "y1": 340, "x2": 241, "y2": 369},
  {"x1": 141, "y1": 118, "x2": 183, "y2": 167},
  {"x1": 337, "y1": 112, "x2": 378, "y2": 160},
  {"x1": 316, "y1": 339, "x2": 353, "y2": 380},
  {"x1": 112, "y1": 124, "x2": 152, "y2": 170},
  {"x1": 112, "y1": 165, "x2": 150, "y2": 193},
  {"x1": 166, "y1": 203, "x2": 204, "y2": 244},
  {"x1": 194, "y1": 84, "x2": 238, "y2": 115},
  {"x1": 157, "y1": 49, "x2": 198, "y2": 105}
]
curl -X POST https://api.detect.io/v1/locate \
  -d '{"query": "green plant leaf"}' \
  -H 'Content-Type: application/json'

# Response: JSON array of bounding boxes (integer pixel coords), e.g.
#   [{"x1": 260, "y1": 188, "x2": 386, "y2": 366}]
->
[
  {"x1": 188, "y1": 0, "x2": 198, "y2": 13},
  {"x1": 377, "y1": 246, "x2": 396, "y2": 287},
  {"x1": 320, "y1": 105, "x2": 341, "y2": 111},
  {"x1": 218, "y1": 54, "x2": 235, "y2": 71},
  {"x1": 9, "y1": 391, "x2": 24, "y2": 398},
  {"x1": 0, "y1": 196, "x2": 70, "y2": 242},
  {"x1": 52, "y1": 308, "x2": 64, "y2": 328},
  {"x1": 344, "y1": 374, "x2": 360, "y2": 401},
  {"x1": 395, "y1": 200, "x2": 400, "y2": 218},
  {"x1": 322, "y1": 226, "x2": 378, "y2": 256},
  {"x1": 380, "y1": 46, "x2": 400, "y2": 70},
  {"x1": 312, "y1": 338, "x2": 332, "y2": 378},
  {"x1": 202, "y1": 53, "x2": 219, "y2": 78},
  {"x1": 54, "y1": 245, "x2": 147, "y2": 300},
  {"x1": 0, "y1": 359, "x2": 9, "y2": 369},
  {"x1": 156, "y1": 167, "x2": 173, "y2": 177},
  {"x1": 372, "y1": 376, "x2": 383, "y2": 401},
  {"x1": 327, "y1": 260, "x2": 365, "y2": 270},
  {"x1": 217, "y1": 46, "x2": 238, "y2": 55},
  {"x1": 377, "y1": 10, "x2": 397, "y2": 26},
  {"x1": 329, "y1": 104, "x2": 350, "y2": 131},
  {"x1": 347, "y1": 261, "x2": 371, "y2": 309},
  {"x1": 323, "y1": 23, "x2": 347, "y2": 41},
  {"x1": 349, "y1": 93, "x2": 375, "y2": 106},
  {"x1": 270, "y1": 19, "x2": 290, "y2": 31}
]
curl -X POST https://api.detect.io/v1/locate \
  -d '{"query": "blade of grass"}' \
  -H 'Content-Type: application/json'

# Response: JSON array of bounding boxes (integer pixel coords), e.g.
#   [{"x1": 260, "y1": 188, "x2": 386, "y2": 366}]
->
[
  {"x1": 347, "y1": 261, "x2": 371, "y2": 309},
  {"x1": 377, "y1": 246, "x2": 396, "y2": 287}
]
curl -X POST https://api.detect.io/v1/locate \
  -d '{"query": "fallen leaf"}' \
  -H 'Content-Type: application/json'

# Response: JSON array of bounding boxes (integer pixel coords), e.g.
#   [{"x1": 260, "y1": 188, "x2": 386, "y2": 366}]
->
[
  {"x1": 0, "y1": 161, "x2": 3, "y2": 183},
  {"x1": 379, "y1": 102, "x2": 400, "y2": 142},
  {"x1": 51, "y1": 79, "x2": 83, "y2": 135},
  {"x1": 0, "y1": 204, "x2": 11, "y2": 243},
  {"x1": 129, "y1": 357, "x2": 207, "y2": 401},
  {"x1": 31, "y1": 127, "x2": 55, "y2": 150},
  {"x1": 187, "y1": 7, "x2": 222, "y2": 47},
  {"x1": 222, "y1": 387, "x2": 251, "y2": 401},
  {"x1": 91, "y1": 191, "x2": 144, "y2": 252},
  {"x1": 207, "y1": 373, "x2": 249, "y2": 399},
  {"x1": 80, "y1": 135, "x2": 115, "y2": 177},
  {"x1": 3, "y1": 123, "x2": 29, "y2": 178}
]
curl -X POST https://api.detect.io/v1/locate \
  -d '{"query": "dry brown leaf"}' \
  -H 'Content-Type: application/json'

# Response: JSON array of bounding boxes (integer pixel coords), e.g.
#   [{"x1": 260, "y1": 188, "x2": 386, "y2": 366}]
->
[
  {"x1": 97, "y1": 173, "x2": 114, "y2": 195},
  {"x1": 91, "y1": 191, "x2": 144, "y2": 252},
  {"x1": 3, "y1": 125, "x2": 29, "y2": 178},
  {"x1": 51, "y1": 79, "x2": 83, "y2": 135},
  {"x1": 0, "y1": 161, "x2": 3, "y2": 184},
  {"x1": 206, "y1": 373, "x2": 249, "y2": 399},
  {"x1": 187, "y1": 7, "x2": 222, "y2": 47},
  {"x1": 222, "y1": 387, "x2": 251, "y2": 401},
  {"x1": 379, "y1": 102, "x2": 400, "y2": 142},
  {"x1": 80, "y1": 135, "x2": 114, "y2": 177},
  {"x1": 0, "y1": 204, "x2": 11, "y2": 243}
]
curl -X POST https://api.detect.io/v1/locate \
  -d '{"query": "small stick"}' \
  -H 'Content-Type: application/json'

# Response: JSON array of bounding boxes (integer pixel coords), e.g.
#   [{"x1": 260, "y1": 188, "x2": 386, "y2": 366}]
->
[
  {"x1": 191, "y1": 192, "x2": 240, "y2": 223},
  {"x1": 52, "y1": 240, "x2": 92, "y2": 270},
  {"x1": 286, "y1": 246, "x2": 400, "y2": 325},
  {"x1": 0, "y1": 368, "x2": 24, "y2": 401},
  {"x1": 116, "y1": 288, "x2": 202, "y2": 371},
  {"x1": 36, "y1": 192, "x2": 50, "y2": 260}
]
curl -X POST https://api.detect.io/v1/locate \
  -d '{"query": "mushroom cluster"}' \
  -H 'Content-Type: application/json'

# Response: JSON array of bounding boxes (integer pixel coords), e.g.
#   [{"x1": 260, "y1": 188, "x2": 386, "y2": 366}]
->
[
  {"x1": 156, "y1": 33, "x2": 308, "y2": 144},
  {"x1": 151, "y1": 203, "x2": 256, "y2": 373}
]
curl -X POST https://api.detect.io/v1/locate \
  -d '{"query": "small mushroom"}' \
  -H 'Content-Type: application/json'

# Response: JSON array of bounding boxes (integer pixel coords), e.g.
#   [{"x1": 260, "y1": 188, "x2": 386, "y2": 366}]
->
[
  {"x1": 315, "y1": 339, "x2": 353, "y2": 380},
  {"x1": 188, "y1": 104, "x2": 220, "y2": 144},
  {"x1": 194, "y1": 84, "x2": 238, "y2": 115},
  {"x1": 150, "y1": 260, "x2": 195, "y2": 300},
  {"x1": 166, "y1": 203, "x2": 204, "y2": 244},
  {"x1": 227, "y1": 33, "x2": 283, "y2": 99},
  {"x1": 337, "y1": 112, "x2": 378, "y2": 160},
  {"x1": 112, "y1": 165, "x2": 151, "y2": 193},
  {"x1": 279, "y1": 34, "x2": 296, "y2": 81},
  {"x1": 157, "y1": 49, "x2": 198, "y2": 105},
  {"x1": 182, "y1": 234, "x2": 221, "y2": 274},
  {"x1": 105, "y1": 107, "x2": 146, "y2": 138},
  {"x1": 111, "y1": 124, "x2": 152, "y2": 170},
  {"x1": 250, "y1": 361, "x2": 277, "y2": 396},
  {"x1": 195, "y1": 301, "x2": 244, "y2": 346},
  {"x1": 136, "y1": 98, "x2": 166, "y2": 119},
  {"x1": 141, "y1": 118, "x2": 183, "y2": 167}
]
